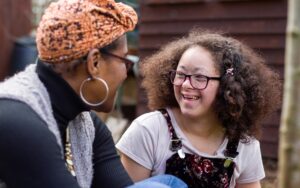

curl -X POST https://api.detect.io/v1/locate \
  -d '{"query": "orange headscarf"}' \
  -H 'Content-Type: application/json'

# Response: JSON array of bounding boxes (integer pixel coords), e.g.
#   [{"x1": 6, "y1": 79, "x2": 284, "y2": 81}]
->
[{"x1": 36, "y1": 0, "x2": 138, "y2": 63}]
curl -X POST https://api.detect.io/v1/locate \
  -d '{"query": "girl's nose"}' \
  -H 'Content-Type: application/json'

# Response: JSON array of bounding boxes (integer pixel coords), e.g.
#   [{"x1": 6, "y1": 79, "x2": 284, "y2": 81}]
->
[{"x1": 181, "y1": 77, "x2": 193, "y2": 89}]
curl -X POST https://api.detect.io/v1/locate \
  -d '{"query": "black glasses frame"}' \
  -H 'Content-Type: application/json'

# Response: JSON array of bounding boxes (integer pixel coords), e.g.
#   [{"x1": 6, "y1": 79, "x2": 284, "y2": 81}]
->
[
  {"x1": 169, "y1": 70, "x2": 221, "y2": 90},
  {"x1": 100, "y1": 50, "x2": 134, "y2": 72}
]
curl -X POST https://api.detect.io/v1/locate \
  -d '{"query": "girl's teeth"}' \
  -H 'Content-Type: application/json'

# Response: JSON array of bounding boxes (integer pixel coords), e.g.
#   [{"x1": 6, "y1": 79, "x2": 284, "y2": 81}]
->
[{"x1": 183, "y1": 95, "x2": 199, "y2": 100}]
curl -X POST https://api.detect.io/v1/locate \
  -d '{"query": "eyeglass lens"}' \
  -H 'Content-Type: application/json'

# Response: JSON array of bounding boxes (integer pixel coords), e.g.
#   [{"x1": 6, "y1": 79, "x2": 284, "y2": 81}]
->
[{"x1": 170, "y1": 71, "x2": 208, "y2": 89}]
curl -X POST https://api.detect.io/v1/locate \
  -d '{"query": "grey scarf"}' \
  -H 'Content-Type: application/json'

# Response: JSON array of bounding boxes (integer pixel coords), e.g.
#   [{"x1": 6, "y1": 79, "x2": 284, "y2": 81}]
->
[{"x1": 0, "y1": 64, "x2": 95, "y2": 188}]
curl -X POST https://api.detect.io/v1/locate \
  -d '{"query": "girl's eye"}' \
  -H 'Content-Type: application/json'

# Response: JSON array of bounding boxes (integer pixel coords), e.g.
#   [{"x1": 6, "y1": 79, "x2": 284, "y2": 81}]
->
[
  {"x1": 176, "y1": 73, "x2": 185, "y2": 78},
  {"x1": 194, "y1": 75, "x2": 206, "y2": 82}
]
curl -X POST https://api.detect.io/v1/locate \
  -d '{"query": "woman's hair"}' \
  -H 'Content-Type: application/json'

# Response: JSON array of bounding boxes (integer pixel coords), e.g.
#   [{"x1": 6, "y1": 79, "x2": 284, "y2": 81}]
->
[
  {"x1": 47, "y1": 36, "x2": 123, "y2": 74},
  {"x1": 140, "y1": 29, "x2": 282, "y2": 142},
  {"x1": 36, "y1": 0, "x2": 137, "y2": 64}
]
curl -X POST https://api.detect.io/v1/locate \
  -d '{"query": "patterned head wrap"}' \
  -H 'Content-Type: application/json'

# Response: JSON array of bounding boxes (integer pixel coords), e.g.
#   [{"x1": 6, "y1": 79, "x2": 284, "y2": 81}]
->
[{"x1": 36, "y1": 0, "x2": 138, "y2": 63}]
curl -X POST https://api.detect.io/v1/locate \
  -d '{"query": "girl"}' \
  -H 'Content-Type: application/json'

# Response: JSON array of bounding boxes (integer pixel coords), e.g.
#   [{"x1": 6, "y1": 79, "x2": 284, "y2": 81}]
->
[{"x1": 117, "y1": 29, "x2": 281, "y2": 188}]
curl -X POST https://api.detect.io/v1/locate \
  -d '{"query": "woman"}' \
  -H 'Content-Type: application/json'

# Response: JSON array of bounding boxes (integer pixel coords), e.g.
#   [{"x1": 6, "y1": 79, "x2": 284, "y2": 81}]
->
[
  {"x1": 0, "y1": 0, "x2": 185, "y2": 188},
  {"x1": 116, "y1": 29, "x2": 282, "y2": 188}
]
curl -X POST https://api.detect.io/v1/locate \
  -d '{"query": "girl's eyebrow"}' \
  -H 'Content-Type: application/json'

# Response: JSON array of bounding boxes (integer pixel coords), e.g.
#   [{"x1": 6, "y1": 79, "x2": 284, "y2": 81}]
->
[{"x1": 177, "y1": 65, "x2": 206, "y2": 73}]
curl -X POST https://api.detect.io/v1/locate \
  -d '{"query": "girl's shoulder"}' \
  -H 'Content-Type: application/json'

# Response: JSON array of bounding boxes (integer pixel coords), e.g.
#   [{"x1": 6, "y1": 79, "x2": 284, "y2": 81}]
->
[
  {"x1": 238, "y1": 137, "x2": 260, "y2": 149},
  {"x1": 133, "y1": 110, "x2": 168, "y2": 129},
  {"x1": 236, "y1": 137, "x2": 261, "y2": 158},
  {"x1": 135, "y1": 110, "x2": 164, "y2": 120}
]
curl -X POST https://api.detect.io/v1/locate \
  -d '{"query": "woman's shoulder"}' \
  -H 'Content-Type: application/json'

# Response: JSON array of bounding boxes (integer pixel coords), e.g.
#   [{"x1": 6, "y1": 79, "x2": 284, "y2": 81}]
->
[
  {"x1": 0, "y1": 99, "x2": 61, "y2": 154},
  {"x1": 89, "y1": 111, "x2": 112, "y2": 138},
  {"x1": 0, "y1": 99, "x2": 45, "y2": 127}
]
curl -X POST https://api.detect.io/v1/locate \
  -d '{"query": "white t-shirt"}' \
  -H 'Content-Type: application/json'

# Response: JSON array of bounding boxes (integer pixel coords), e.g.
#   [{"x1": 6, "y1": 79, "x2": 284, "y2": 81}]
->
[{"x1": 116, "y1": 109, "x2": 265, "y2": 187}]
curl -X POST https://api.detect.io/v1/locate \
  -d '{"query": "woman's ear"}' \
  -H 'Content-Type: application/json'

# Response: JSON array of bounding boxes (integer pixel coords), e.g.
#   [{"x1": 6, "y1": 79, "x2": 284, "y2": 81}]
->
[{"x1": 86, "y1": 48, "x2": 102, "y2": 76}]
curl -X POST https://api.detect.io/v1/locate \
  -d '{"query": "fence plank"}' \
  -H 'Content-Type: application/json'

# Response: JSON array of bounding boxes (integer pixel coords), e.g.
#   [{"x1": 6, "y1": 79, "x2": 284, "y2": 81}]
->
[
  {"x1": 141, "y1": 1, "x2": 287, "y2": 22},
  {"x1": 139, "y1": 34, "x2": 286, "y2": 50},
  {"x1": 140, "y1": 19, "x2": 286, "y2": 35}
]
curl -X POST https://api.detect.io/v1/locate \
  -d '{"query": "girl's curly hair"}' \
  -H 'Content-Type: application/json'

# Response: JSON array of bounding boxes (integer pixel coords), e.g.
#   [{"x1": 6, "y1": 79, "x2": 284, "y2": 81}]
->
[{"x1": 140, "y1": 29, "x2": 282, "y2": 142}]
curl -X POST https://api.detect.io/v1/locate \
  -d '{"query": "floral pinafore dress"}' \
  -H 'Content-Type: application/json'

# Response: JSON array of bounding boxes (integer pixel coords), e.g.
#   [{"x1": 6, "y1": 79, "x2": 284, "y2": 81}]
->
[{"x1": 159, "y1": 109, "x2": 239, "y2": 188}]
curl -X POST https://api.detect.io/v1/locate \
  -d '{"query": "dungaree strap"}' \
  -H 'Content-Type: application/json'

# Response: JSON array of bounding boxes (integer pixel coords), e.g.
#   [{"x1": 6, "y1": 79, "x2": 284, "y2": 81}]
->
[
  {"x1": 158, "y1": 109, "x2": 239, "y2": 159},
  {"x1": 223, "y1": 139, "x2": 239, "y2": 158},
  {"x1": 158, "y1": 109, "x2": 182, "y2": 152}
]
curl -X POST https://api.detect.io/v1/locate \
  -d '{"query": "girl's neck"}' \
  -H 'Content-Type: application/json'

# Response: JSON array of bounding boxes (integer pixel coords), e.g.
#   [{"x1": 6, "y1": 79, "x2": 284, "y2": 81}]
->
[{"x1": 171, "y1": 108, "x2": 224, "y2": 139}]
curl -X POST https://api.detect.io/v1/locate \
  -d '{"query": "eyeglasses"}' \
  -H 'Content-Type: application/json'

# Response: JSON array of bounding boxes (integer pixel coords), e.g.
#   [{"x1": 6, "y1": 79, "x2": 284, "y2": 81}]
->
[
  {"x1": 101, "y1": 50, "x2": 134, "y2": 72},
  {"x1": 169, "y1": 70, "x2": 221, "y2": 90}
]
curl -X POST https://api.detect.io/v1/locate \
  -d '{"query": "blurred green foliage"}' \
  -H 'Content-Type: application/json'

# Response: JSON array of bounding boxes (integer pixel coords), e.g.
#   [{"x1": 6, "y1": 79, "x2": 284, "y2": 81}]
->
[
  {"x1": 116, "y1": 0, "x2": 138, "y2": 9},
  {"x1": 116, "y1": 0, "x2": 139, "y2": 53}
]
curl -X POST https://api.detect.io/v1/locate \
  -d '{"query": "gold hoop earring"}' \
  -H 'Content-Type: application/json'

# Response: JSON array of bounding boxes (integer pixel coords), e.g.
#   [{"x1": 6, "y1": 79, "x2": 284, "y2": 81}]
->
[{"x1": 79, "y1": 77, "x2": 109, "y2": 106}]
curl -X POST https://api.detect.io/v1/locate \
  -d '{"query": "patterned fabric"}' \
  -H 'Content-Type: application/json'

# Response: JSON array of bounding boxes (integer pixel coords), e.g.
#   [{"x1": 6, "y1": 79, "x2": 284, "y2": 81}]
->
[
  {"x1": 0, "y1": 65, "x2": 95, "y2": 188},
  {"x1": 36, "y1": 0, "x2": 138, "y2": 63},
  {"x1": 166, "y1": 153, "x2": 235, "y2": 188},
  {"x1": 159, "y1": 109, "x2": 239, "y2": 188}
]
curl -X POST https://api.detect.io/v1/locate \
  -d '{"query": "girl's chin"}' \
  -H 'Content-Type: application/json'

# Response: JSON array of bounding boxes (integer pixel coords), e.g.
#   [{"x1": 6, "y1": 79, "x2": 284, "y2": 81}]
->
[
  {"x1": 179, "y1": 104, "x2": 207, "y2": 118},
  {"x1": 180, "y1": 108, "x2": 199, "y2": 118}
]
